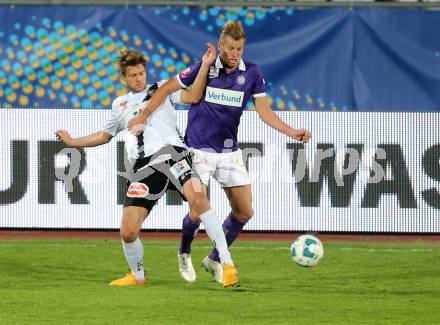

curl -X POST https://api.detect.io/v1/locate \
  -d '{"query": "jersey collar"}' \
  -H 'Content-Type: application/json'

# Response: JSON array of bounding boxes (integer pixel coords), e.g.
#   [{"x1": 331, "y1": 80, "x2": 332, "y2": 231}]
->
[
  {"x1": 215, "y1": 56, "x2": 246, "y2": 71},
  {"x1": 127, "y1": 86, "x2": 149, "y2": 98}
]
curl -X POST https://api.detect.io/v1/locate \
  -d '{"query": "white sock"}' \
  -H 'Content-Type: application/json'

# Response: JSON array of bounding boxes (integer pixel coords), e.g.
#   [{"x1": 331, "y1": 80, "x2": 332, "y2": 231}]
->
[
  {"x1": 122, "y1": 237, "x2": 144, "y2": 281},
  {"x1": 199, "y1": 209, "x2": 233, "y2": 265}
]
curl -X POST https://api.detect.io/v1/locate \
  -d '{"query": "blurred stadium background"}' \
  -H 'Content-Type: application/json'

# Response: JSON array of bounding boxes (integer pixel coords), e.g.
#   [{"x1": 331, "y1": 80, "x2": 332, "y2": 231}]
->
[{"x1": 1, "y1": 1, "x2": 439, "y2": 324}]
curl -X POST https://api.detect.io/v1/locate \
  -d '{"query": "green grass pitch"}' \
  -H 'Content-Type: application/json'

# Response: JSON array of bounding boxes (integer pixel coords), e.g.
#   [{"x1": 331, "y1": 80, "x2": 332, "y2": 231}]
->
[{"x1": 0, "y1": 239, "x2": 439, "y2": 324}]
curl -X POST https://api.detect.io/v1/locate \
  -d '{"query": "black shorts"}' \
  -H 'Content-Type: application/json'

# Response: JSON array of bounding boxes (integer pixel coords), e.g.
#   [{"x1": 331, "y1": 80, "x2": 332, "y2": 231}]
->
[{"x1": 123, "y1": 145, "x2": 198, "y2": 212}]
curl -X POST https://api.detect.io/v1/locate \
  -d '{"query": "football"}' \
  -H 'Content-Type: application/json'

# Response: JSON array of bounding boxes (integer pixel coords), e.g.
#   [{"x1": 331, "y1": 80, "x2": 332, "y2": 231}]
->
[{"x1": 290, "y1": 234, "x2": 324, "y2": 267}]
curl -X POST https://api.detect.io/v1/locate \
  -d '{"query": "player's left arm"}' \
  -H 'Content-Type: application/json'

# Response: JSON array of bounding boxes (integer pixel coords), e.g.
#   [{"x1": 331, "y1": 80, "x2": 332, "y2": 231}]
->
[
  {"x1": 254, "y1": 96, "x2": 311, "y2": 143},
  {"x1": 127, "y1": 43, "x2": 215, "y2": 133}
]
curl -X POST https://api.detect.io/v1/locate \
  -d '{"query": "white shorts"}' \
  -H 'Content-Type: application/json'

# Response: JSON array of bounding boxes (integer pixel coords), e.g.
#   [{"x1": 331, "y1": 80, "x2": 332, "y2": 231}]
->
[{"x1": 191, "y1": 148, "x2": 251, "y2": 188}]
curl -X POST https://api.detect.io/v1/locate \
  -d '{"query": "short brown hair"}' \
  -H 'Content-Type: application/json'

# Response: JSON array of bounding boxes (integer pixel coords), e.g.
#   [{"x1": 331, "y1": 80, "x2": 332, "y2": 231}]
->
[
  {"x1": 220, "y1": 21, "x2": 246, "y2": 42},
  {"x1": 117, "y1": 49, "x2": 148, "y2": 76}
]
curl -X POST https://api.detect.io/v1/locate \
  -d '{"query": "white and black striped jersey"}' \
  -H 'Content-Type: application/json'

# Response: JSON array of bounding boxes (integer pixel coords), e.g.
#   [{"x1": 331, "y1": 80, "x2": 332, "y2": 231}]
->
[{"x1": 102, "y1": 80, "x2": 186, "y2": 164}]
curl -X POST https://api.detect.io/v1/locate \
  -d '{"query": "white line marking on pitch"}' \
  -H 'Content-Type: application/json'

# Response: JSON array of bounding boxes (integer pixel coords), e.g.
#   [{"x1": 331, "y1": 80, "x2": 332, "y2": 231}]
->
[
  {"x1": 140, "y1": 245, "x2": 439, "y2": 252},
  {"x1": 0, "y1": 243, "x2": 437, "y2": 253}
]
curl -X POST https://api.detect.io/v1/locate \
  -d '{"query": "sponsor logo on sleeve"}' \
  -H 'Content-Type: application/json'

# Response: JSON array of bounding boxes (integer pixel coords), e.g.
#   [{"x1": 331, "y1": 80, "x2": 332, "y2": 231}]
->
[
  {"x1": 180, "y1": 67, "x2": 191, "y2": 78},
  {"x1": 205, "y1": 86, "x2": 244, "y2": 108}
]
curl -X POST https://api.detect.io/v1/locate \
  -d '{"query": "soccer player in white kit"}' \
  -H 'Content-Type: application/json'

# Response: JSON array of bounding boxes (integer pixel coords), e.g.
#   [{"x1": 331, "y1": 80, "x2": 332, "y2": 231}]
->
[
  {"x1": 128, "y1": 22, "x2": 311, "y2": 284},
  {"x1": 55, "y1": 46, "x2": 239, "y2": 287}
]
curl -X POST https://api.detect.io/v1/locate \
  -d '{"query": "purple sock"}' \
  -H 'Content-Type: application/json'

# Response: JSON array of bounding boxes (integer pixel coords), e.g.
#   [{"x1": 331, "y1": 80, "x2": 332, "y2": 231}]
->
[
  {"x1": 179, "y1": 214, "x2": 200, "y2": 255},
  {"x1": 209, "y1": 213, "x2": 246, "y2": 262}
]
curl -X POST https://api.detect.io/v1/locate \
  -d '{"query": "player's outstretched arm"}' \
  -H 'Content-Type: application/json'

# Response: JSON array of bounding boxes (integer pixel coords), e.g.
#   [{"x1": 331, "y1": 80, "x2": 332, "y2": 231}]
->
[
  {"x1": 54, "y1": 130, "x2": 112, "y2": 148},
  {"x1": 181, "y1": 42, "x2": 216, "y2": 104},
  {"x1": 127, "y1": 42, "x2": 216, "y2": 134},
  {"x1": 254, "y1": 97, "x2": 311, "y2": 143}
]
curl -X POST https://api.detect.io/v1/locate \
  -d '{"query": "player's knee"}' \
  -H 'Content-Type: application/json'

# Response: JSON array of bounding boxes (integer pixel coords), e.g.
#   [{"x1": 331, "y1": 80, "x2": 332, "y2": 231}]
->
[
  {"x1": 189, "y1": 194, "x2": 210, "y2": 215},
  {"x1": 233, "y1": 208, "x2": 254, "y2": 222},
  {"x1": 120, "y1": 228, "x2": 138, "y2": 243}
]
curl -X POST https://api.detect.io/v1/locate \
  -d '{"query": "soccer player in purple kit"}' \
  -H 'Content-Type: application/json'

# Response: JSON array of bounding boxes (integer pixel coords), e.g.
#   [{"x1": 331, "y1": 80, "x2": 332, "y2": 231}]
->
[{"x1": 129, "y1": 21, "x2": 311, "y2": 283}]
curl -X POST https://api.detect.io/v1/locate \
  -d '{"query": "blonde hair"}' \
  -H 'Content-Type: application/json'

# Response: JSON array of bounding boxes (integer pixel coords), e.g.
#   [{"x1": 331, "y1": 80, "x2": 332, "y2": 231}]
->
[
  {"x1": 117, "y1": 49, "x2": 148, "y2": 76},
  {"x1": 220, "y1": 21, "x2": 246, "y2": 42}
]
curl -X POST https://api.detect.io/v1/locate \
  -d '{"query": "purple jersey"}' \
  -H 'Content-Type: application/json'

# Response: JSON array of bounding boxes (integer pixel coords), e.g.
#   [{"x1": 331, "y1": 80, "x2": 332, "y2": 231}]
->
[{"x1": 177, "y1": 57, "x2": 266, "y2": 153}]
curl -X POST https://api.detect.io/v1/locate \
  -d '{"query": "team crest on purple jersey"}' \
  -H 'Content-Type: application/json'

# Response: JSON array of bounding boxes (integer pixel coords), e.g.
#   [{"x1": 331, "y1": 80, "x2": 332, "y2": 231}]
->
[{"x1": 237, "y1": 75, "x2": 245, "y2": 85}]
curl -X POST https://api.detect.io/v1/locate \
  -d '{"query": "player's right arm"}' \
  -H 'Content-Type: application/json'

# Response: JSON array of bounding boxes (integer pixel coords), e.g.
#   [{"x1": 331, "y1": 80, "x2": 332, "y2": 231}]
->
[
  {"x1": 55, "y1": 130, "x2": 112, "y2": 148},
  {"x1": 56, "y1": 96, "x2": 122, "y2": 147},
  {"x1": 180, "y1": 42, "x2": 216, "y2": 104}
]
